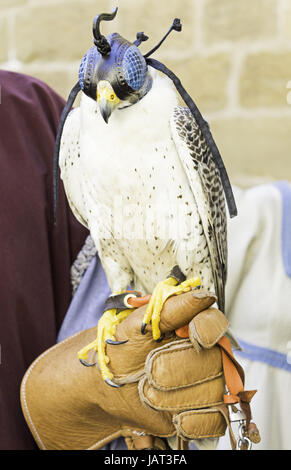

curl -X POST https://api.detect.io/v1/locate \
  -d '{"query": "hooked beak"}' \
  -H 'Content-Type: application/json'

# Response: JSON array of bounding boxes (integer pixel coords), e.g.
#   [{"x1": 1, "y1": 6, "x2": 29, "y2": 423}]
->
[{"x1": 98, "y1": 98, "x2": 115, "y2": 124}]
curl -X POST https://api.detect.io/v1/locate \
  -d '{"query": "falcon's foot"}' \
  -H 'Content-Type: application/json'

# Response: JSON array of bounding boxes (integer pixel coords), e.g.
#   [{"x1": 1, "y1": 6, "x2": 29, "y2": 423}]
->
[
  {"x1": 78, "y1": 307, "x2": 133, "y2": 386},
  {"x1": 141, "y1": 269, "x2": 201, "y2": 340}
]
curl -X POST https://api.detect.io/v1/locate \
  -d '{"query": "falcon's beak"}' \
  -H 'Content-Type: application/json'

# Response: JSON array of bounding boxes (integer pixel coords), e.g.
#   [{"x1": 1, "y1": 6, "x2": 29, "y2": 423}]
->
[
  {"x1": 98, "y1": 98, "x2": 115, "y2": 124},
  {"x1": 97, "y1": 81, "x2": 121, "y2": 124}
]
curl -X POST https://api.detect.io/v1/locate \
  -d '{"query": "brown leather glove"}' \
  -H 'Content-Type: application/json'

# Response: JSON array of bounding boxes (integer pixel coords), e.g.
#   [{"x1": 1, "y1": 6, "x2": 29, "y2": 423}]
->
[{"x1": 20, "y1": 291, "x2": 237, "y2": 450}]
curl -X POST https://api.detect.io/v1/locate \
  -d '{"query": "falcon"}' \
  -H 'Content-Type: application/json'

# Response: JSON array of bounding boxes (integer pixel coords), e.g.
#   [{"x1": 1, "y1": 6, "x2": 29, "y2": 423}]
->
[{"x1": 55, "y1": 9, "x2": 237, "y2": 387}]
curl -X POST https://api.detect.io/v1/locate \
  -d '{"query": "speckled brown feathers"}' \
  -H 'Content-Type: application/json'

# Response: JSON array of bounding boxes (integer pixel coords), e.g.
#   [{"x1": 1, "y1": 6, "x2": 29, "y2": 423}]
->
[{"x1": 172, "y1": 106, "x2": 227, "y2": 312}]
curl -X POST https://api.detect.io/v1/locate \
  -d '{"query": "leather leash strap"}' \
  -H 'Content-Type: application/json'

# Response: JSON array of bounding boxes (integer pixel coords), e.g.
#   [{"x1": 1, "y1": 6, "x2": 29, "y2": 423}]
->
[
  {"x1": 128, "y1": 294, "x2": 151, "y2": 308},
  {"x1": 218, "y1": 336, "x2": 257, "y2": 430},
  {"x1": 218, "y1": 336, "x2": 245, "y2": 404}
]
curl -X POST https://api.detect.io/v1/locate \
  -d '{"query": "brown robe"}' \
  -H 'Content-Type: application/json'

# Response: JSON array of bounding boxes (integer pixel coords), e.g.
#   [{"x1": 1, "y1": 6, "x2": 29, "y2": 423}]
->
[{"x1": 0, "y1": 71, "x2": 88, "y2": 449}]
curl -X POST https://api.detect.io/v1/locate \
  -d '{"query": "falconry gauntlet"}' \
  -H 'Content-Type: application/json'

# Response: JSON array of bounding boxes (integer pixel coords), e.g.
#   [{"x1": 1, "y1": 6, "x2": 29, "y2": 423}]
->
[{"x1": 20, "y1": 291, "x2": 259, "y2": 450}]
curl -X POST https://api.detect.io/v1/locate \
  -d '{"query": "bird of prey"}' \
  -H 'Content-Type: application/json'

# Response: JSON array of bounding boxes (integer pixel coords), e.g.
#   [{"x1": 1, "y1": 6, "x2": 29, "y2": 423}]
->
[{"x1": 55, "y1": 9, "x2": 237, "y2": 387}]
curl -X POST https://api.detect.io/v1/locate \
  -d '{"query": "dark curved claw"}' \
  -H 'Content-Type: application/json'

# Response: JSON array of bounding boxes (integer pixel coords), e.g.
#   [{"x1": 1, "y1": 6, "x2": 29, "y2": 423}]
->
[
  {"x1": 155, "y1": 333, "x2": 165, "y2": 343},
  {"x1": 105, "y1": 339, "x2": 128, "y2": 345},
  {"x1": 141, "y1": 322, "x2": 147, "y2": 335},
  {"x1": 105, "y1": 378, "x2": 123, "y2": 388},
  {"x1": 79, "y1": 358, "x2": 97, "y2": 367}
]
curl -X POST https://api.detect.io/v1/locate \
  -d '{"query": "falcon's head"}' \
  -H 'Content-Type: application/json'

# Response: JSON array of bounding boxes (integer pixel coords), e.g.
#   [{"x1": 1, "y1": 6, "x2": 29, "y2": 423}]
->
[{"x1": 78, "y1": 9, "x2": 152, "y2": 123}]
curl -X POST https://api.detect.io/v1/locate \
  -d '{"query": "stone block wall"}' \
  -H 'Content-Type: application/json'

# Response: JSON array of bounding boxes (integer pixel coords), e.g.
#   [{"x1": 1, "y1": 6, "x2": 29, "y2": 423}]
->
[{"x1": 1, "y1": 0, "x2": 291, "y2": 184}]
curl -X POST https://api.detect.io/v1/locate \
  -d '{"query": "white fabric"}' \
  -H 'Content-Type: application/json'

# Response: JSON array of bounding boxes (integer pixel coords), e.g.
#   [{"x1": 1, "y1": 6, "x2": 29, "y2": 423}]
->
[{"x1": 218, "y1": 183, "x2": 291, "y2": 450}]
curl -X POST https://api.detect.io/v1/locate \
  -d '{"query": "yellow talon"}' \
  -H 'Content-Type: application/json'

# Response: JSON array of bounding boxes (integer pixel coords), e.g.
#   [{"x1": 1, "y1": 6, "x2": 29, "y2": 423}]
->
[
  {"x1": 142, "y1": 275, "x2": 201, "y2": 340},
  {"x1": 78, "y1": 339, "x2": 99, "y2": 362},
  {"x1": 78, "y1": 307, "x2": 133, "y2": 382}
]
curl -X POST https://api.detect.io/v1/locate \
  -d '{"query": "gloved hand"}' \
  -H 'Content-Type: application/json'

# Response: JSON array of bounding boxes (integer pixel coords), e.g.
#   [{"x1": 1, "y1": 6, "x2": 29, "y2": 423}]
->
[{"x1": 20, "y1": 290, "x2": 242, "y2": 450}]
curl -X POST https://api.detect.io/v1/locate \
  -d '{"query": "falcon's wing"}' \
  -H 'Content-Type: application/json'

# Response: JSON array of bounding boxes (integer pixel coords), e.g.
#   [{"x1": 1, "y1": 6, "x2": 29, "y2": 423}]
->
[
  {"x1": 59, "y1": 107, "x2": 88, "y2": 228},
  {"x1": 171, "y1": 106, "x2": 227, "y2": 311}
]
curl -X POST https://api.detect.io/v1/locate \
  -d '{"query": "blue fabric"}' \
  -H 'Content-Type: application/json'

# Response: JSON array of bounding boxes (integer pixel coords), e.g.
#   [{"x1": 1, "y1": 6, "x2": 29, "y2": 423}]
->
[
  {"x1": 274, "y1": 181, "x2": 291, "y2": 278},
  {"x1": 57, "y1": 254, "x2": 111, "y2": 342},
  {"x1": 235, "y1": 338, "x2": 291, "y2": 373}
]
